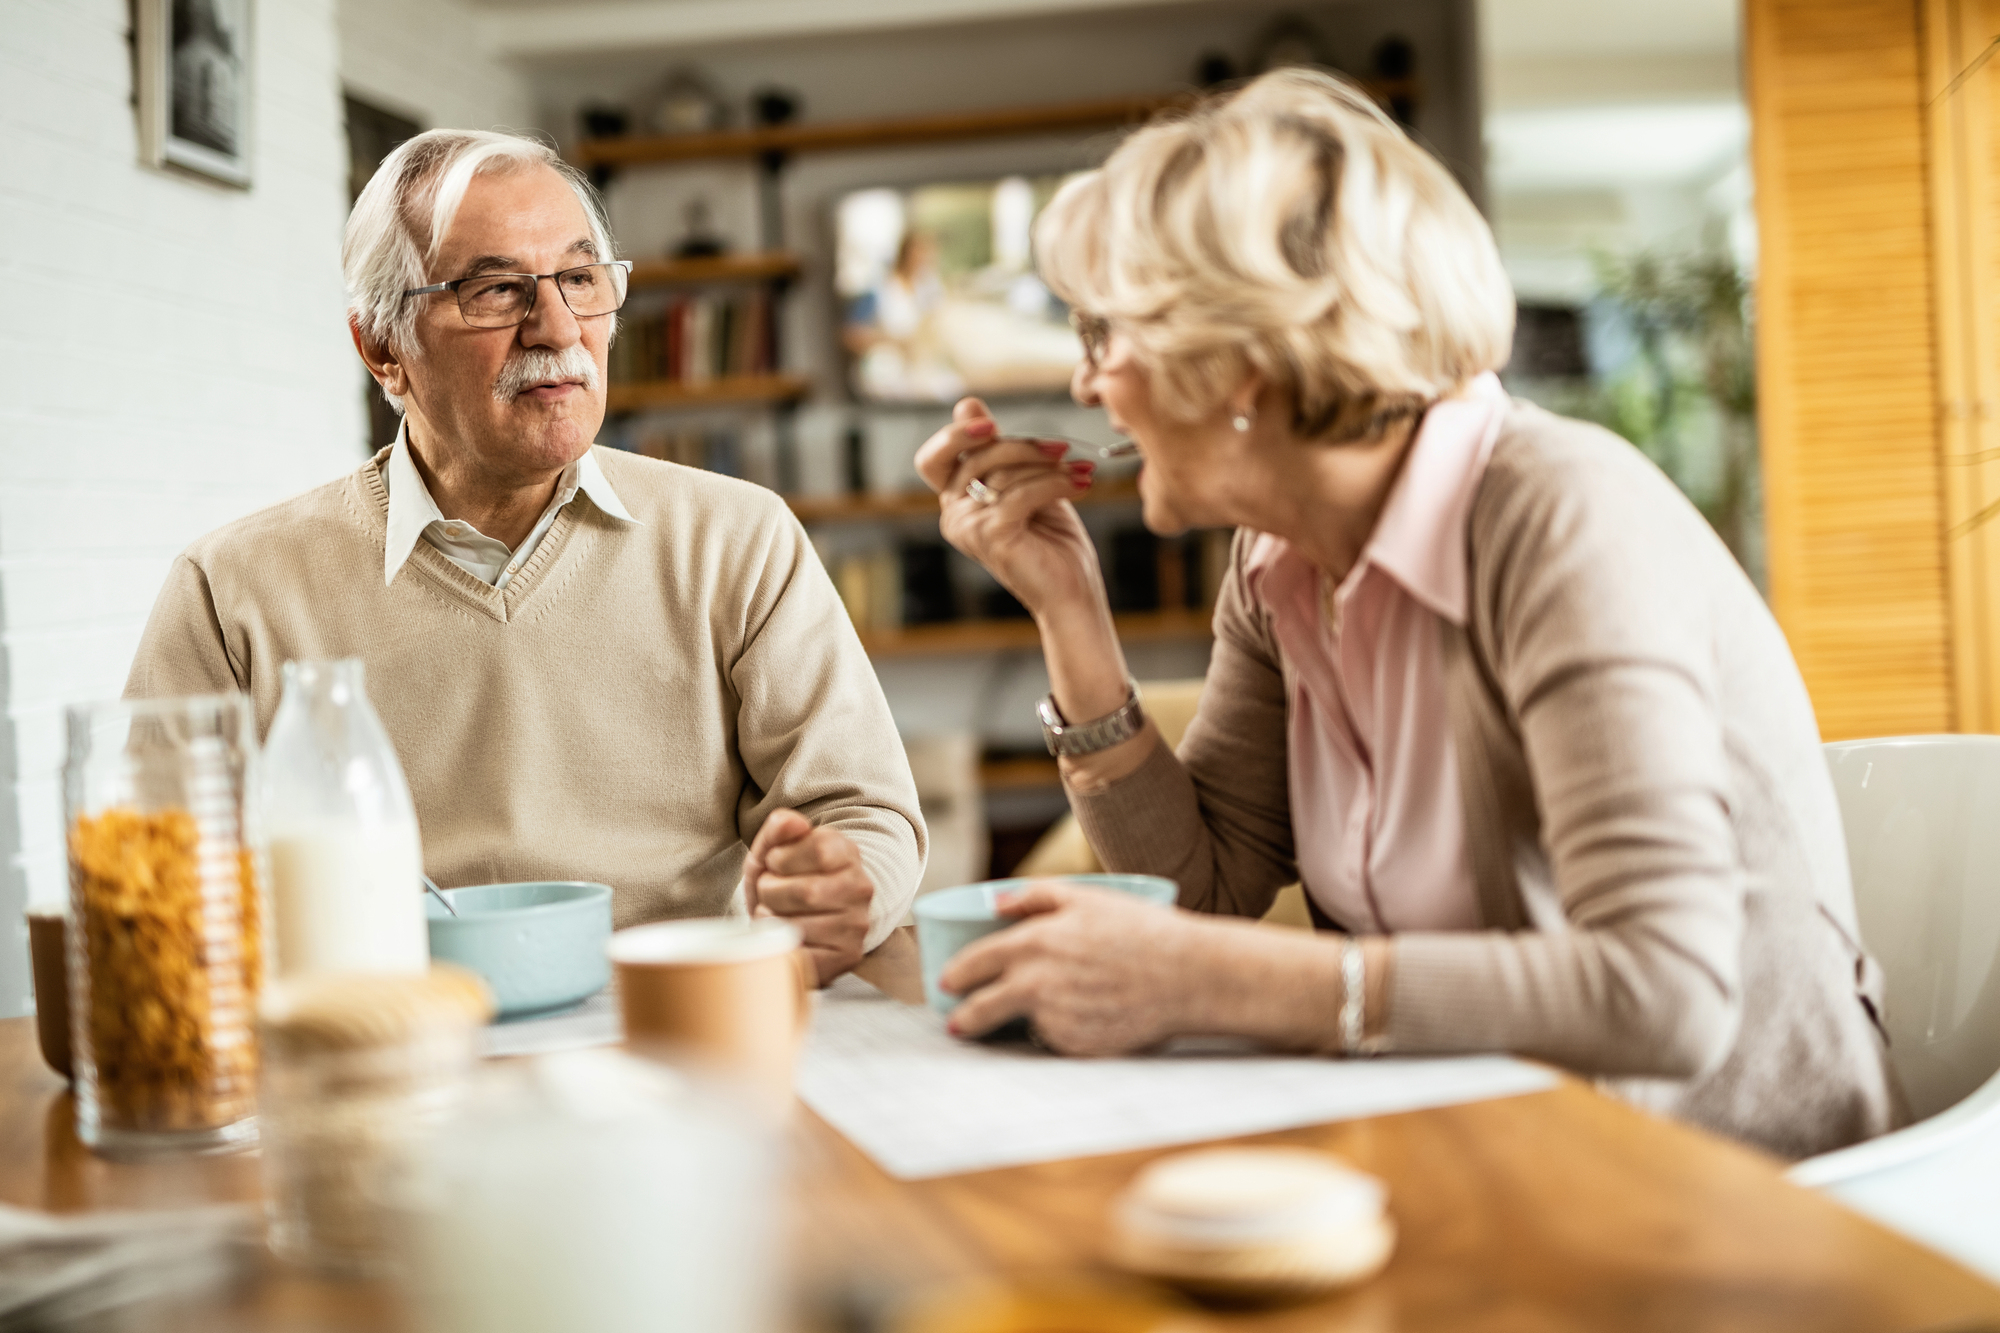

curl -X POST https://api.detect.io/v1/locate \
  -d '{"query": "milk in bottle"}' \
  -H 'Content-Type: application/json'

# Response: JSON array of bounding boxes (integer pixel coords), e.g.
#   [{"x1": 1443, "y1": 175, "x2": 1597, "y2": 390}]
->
[{"x1": 263, "y1": 658, "x2": 428, "y2": 975}]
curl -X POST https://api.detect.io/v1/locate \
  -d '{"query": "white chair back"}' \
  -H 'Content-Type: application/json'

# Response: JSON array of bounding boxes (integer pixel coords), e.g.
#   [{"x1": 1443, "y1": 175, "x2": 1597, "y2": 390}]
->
[{"x1": 1824, "y1": 734, "x2": 2000, "y2": 1121}]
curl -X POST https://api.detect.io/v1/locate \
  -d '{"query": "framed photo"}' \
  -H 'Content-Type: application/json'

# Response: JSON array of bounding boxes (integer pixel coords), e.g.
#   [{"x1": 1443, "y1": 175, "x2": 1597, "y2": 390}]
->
[{"x1": 136, "y1": 0, "x2": 254, "y2": 188}]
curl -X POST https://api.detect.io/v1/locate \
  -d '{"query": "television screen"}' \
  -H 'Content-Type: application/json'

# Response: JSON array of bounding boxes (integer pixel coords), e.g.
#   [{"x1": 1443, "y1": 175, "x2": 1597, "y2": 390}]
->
[{"x1": 835, "y1": 174, "x2": 1089, "y2": 402}]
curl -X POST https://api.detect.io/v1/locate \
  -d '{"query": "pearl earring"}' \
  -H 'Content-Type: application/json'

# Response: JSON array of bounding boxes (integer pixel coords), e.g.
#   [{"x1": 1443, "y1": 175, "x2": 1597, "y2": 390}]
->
[{"x1": 1232, "y1": 411, "x2": 1253, "y2": 432}]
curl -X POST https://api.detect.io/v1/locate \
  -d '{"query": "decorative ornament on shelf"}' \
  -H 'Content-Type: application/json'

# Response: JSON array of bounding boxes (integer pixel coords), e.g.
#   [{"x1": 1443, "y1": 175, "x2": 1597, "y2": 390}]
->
[
  {"x1": 578, "y1": 103, "x2": 629, "y2": 140},
  {"x1": 647, "y1": 67, "x2": 730, "y2": 136},
  {"x1": 1193, "y1": 50, "x2": 1239, "y2": 88},
  {"x1": 672, "y1": 200, "x2": 728, "y2": 260},
  {"x1": 1251, "y1": 14, "x2": 1334, "y2": 74},
  {"x1": 750, "y1": 87, "x2": 801, "y2": 128},
  {"x1": 1372, "y1": 35, "x2": 1418, "y2": 126}
]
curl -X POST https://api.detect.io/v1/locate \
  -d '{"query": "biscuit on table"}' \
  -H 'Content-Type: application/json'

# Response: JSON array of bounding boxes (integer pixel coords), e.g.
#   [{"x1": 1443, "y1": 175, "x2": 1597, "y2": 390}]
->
[{"x1": 1110, "y1": 1146, "x2": 1395, "y2": 1298}]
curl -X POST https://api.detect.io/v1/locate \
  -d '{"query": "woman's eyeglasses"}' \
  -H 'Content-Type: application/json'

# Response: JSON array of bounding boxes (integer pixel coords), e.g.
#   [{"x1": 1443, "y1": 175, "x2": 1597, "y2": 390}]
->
[{"x1": 1070, "y1": 310, "x2": 1112, "y2": 370}]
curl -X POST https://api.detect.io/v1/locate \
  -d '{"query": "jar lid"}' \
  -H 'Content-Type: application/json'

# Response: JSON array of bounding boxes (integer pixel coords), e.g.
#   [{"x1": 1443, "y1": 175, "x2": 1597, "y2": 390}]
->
[{"x1": 258, "y1": 965, "x2": 493, "y2": 1054}]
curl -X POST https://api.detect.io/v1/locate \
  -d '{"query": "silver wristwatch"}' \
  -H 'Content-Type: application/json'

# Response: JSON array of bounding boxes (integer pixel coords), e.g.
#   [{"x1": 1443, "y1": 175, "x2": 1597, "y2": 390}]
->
[{"x1": 1038, "y1": 680, "x2": 1146, "y2": 757}]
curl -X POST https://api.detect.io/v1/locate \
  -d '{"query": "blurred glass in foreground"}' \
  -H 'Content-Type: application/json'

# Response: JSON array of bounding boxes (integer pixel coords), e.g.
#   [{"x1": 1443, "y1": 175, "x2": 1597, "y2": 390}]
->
[{"x1": 404, "y1": 1048, "x2": 780, "y2": 1333}]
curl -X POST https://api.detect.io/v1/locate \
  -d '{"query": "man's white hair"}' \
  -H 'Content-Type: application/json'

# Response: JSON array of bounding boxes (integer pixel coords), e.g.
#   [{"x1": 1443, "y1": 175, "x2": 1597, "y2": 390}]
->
[{"x1": 342, "y1": 129, "x2": 618, "y2": 414}]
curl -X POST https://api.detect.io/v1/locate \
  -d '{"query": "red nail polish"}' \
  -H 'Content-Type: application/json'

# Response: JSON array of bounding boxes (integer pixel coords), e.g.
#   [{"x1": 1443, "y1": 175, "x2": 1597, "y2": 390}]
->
[
  {"x1": 963, "y1": 419, "x2": 997, "y2": 438},
  {"x1": 1035, "y1": 441, "x2": 1069, "y2": 458}
]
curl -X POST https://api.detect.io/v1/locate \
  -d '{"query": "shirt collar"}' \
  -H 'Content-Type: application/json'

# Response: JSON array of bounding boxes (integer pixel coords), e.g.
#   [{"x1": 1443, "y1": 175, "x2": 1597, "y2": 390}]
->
[
  {"x1": 567, "y1": 447, "x2": 636, "y2": 523},
  {"x1": 1243, "y1": 372, "x2": 1507, "y2": 627},
  {"x1": 380, "y1": 421, "x2": 638, "y2": 587},
  {"x1": 382, "y1": 423, "x2": 444, "y2": 586},
  {"x1": 1359, "y1": 371, "x2": 1507, "y2": 624}
]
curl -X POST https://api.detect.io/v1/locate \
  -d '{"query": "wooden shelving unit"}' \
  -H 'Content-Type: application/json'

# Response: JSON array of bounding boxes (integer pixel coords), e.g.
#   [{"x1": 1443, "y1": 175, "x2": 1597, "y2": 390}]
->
[
  {"x1": 579, "y1": 95, "x2": 1185, "y2": 168},
  {"x1": 606, "y1": 373, "x2": 810, "y2": 412},
  {"x1": 575, "y1": 84, "x2": 1415, "y2": 170},
  {"x1": 979, "y1": 755, "x2": 1062, "y2": 791},
  {"x1": 628, "y1": 253, "x2": 802, "y2": 287},
  {"x1": 859, "y1": 607, "x2": 1211, "y2": 660},
  {"x1": 785, "y1": 475, "x2": 1140, "y2": 525},
  {"x1": 593, "y1": 88, "x2": 1248, "y2": 671}
]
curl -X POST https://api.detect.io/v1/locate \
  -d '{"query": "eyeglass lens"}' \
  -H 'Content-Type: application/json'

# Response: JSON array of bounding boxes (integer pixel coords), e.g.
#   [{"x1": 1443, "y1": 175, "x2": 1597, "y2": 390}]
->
[
  {"x1": 1071, "y1": 311, "x2": 1110, "y2": 366},
  {"x1": 456, "y1": 263, "x2": 630, "y2": 328}
]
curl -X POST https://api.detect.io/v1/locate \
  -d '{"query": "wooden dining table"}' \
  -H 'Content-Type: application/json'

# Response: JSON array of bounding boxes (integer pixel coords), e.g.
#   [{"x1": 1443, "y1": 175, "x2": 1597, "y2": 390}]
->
[{"x1": 7, "y1": 985, "x2": 2000, "y2": 1333}]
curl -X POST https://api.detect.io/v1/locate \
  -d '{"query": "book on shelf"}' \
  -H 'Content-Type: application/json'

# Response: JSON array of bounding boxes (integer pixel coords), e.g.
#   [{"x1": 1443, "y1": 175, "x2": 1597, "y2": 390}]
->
[
  {"x1": 813, "y1": 531, "x2": 1228, "y2": 641},
  {"x1": 831, "y1": 549, "x2": 904, "y2": 634},
  {"x1": 612, "y1": 423, "x2": 744, "y2": 478},
  {"x1": 611, "y1": 289, "x2": 776, "y2": 385},
  {"x1": 1188, "y1": 528, "x2": 1232, "y2": 610},
  {"x1": 823, "y1": 541, "x2": 953, "y2": 636}
]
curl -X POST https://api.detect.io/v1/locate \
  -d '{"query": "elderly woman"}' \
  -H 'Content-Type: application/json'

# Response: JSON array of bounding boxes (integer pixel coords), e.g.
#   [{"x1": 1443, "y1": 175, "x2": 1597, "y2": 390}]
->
[{"x1": 914, "y1": 69, "x2": 1901, "y2": 1159}]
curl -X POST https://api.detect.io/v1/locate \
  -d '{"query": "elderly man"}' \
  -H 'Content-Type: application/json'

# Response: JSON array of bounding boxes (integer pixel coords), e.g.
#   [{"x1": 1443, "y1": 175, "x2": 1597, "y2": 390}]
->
[{"x1": 126, "y1": 129, "x2": 925, "y2": 983}]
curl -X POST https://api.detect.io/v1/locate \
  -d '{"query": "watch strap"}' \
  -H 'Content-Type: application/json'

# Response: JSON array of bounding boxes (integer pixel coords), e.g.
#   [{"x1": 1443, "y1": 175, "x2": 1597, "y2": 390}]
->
[{"x1": 1038, "y1": 680, "x2": 1146, "y2": 757}]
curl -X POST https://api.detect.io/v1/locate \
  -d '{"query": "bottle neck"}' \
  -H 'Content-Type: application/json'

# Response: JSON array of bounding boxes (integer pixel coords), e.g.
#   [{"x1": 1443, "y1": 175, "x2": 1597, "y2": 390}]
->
[{"x1": 281, "y1": 658, "x2": 367, "y2": 710}]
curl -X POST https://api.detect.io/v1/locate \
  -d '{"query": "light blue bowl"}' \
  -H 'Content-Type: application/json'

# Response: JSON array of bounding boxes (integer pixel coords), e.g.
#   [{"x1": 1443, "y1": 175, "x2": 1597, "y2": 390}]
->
[
  {"x1": 424, "y1": 881, "x2": 614, "y2": 1019},
  {"x1": 913, "y1": 873, "x2": 1177, "y2": 1015}
]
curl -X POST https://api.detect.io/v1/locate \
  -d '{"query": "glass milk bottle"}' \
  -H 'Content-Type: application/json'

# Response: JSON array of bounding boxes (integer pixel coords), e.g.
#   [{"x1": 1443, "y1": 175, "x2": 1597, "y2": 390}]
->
[{"x1": 263, "y1": 659, "x2": 428, "y2": 976}]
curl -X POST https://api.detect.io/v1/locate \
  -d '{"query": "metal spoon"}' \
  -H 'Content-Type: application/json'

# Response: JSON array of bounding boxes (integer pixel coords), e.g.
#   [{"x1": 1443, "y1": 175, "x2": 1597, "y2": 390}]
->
[
  {"x1": 1000, "y1": 433, "x2": 1140, "y2": 461},
  {"x1": 422, "y1": 874, "x2": 459, "y2": 917}
]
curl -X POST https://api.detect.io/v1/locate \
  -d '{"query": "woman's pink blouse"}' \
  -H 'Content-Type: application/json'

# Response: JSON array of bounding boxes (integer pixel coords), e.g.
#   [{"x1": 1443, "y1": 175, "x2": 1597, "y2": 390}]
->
[{"x1": 1242, "y1": 373, "x2": 1508, "y2": 933}]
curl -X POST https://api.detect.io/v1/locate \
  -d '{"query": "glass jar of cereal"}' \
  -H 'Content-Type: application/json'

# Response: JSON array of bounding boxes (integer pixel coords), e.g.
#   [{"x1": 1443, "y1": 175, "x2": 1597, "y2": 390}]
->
[{"x1": 64, "y1": 694, "x2": 265, "y2": 1156}]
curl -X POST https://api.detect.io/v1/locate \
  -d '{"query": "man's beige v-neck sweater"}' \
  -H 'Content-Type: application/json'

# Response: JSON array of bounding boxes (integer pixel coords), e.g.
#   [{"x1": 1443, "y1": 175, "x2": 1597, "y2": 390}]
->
[{"x1": 125, "y1": 446, "x2": 926, "y2": 949}]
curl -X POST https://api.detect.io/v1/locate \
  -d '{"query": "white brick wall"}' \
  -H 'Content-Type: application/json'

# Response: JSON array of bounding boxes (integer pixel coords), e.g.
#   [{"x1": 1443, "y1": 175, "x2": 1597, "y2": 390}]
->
[
  {"x1": 338, "y1": 0, "x2": 534, "y2": 133},
  {"x1": 0, "y1": 0, "x2": 366, "y2": 1014}
]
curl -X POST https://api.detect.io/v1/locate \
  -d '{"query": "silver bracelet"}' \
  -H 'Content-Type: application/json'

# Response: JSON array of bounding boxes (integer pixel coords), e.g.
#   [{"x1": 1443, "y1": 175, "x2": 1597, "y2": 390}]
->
[{"x1": 1339, "y1": 938, "x2": 1366, "y2": 1054}]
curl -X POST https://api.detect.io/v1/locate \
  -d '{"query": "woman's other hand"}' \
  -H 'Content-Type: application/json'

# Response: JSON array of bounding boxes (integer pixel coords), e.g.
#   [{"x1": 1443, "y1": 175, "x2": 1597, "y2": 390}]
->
[
  {"x1": 938, "y1": 882, "x2": 1199, "y2": 1055},
  {"x1": 915, "y1": 398, "x2": 1107, "y2": 623}
]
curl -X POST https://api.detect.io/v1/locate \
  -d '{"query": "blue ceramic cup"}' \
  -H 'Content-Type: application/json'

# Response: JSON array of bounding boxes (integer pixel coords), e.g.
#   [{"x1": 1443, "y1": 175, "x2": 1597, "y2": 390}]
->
[
  {"x1": 912, "y1": 873, "x2": 1177, "y2": 1015},
  {"x1": 424, "y1": 881, "x2": 614, "y2": 1019}
]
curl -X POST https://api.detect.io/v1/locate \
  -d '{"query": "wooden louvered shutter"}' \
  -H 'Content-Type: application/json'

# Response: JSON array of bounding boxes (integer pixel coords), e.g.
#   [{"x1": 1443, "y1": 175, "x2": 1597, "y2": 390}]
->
[{"x1": 1749, "y1": 0, "x2": 1953, "y2": 737}]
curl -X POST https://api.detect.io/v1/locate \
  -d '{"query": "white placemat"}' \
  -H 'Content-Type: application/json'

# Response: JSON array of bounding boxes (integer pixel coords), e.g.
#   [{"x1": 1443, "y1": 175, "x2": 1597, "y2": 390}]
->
[
  {"x1": 796, "y1": 977, "x2": 1558, "y2": 1180},
  {"x1": 479, "y1": 988, "x2": 621, "y2": 1059}
]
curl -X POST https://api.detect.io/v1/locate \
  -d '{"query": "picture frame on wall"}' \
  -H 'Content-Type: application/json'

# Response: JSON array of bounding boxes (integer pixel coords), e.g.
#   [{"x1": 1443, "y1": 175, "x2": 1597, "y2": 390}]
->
[{"x1": 136, "y1": 0, "x2": 254, "y2": 188}]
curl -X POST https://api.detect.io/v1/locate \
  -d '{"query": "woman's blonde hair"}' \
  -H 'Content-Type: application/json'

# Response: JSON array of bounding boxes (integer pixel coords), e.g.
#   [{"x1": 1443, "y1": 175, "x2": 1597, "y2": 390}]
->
[{"x1": 1036, "y1": 68, "x2": 1514, "y2": 440}]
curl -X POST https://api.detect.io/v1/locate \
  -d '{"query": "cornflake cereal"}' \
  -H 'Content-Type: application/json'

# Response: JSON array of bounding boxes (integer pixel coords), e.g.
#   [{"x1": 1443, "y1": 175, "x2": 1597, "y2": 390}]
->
[{"x1": 70, "y1": 807, "x2": 261, "y2": 1133}]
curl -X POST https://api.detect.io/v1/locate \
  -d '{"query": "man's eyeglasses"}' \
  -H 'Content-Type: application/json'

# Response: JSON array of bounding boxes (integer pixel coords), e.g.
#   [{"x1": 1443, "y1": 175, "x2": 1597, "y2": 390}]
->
[
  {"x1": 1071, "y1": 309, "x2": 1111, "y2": 370},
  {"x1": 404, "y1": 261, "x2": 634, "y2": 329}
]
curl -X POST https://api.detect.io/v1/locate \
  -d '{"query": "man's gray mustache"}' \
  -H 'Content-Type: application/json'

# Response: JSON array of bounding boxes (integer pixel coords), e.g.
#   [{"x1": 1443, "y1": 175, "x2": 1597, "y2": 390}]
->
[{"x1": 493, "y1": 347, "x2": 600, "y2": 402}]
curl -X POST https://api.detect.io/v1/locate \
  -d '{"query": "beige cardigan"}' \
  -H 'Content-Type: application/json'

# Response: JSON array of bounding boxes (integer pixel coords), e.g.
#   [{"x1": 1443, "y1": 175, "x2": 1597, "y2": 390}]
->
[
  {"x1": 1073, "y1": 402, "x2": 1903, "y2": 1159},
  {"x1": 125, "y1": 447, "x2": 925, "y2": 950}
]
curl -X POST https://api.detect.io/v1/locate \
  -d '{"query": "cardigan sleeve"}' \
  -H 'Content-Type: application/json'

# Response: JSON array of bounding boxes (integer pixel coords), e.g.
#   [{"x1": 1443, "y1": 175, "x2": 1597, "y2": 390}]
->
[
  {"x1": 728, "y1": 508, "x2": 927, "y2": 952},
  {"x1": 1384, "y1": 427, "x2": 1745, "y2": 1079},
  {"x1": 124, "y1": 553, "x2": 245, "y2": 700},
  {"x1": 1068, "y1": 530, "x2": 1299, "y2": 917}
]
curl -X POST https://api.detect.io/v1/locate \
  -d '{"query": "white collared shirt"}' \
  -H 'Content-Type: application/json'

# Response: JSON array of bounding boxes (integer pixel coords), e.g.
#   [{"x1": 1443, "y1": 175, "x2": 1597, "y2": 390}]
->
[{"x1": 381, "y1": 424, "x2": 637, "y2": 588}]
